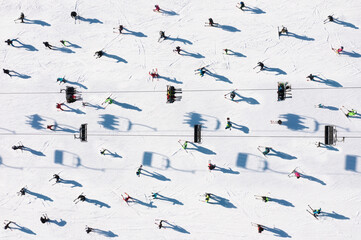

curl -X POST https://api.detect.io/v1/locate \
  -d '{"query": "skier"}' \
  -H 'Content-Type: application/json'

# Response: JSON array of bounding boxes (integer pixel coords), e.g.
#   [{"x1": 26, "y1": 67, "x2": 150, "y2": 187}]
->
[
  {"x1": 123, "y1": 193, "x2": 131, "y2": 202},
  {"x1": 279, "y1": 26, "x2": 288, "y2": 36},
  {"x1": 257, "y1": 224, "x2": 264, "y2": 233},
  {"x1": 181, "y1": 140, "x2": 188, "y2": 150},
  {"x1": 74, "y1": 194, "x2": 86, "y2": 202},
  {"x1": 15, "y1": 12, "x2": 25, "y2": 23},
  {"x1": 159, "y1": 31, "x2": 167, "y2": 41},
  {"x1": 256, "y1": 62, "x2": 265, "y2": 71},
  {"x1": 57, "y1": 77, "x2": 67, "y2": 84},
  {"x1": 340, "y1": 106, "x2": 357, "y2": 117},
  {"x1": 223, "y1": 48, "x2": 229, "y2": 55},
  {"x1": 151, "y1": 192, "x2": 158, "y2": 199},
  {"x1": 229, "y1": 91, "x2": 236, "y2": 100},
  {"x1": 94, "y1": 50, "x2": 104, "y2": 58},
  {"x1": 270, "y1": 120, "x2": 282, "y2": 125},
  {"x1": 136, "y1": 165, "x2": 142, "y2": 177},
  {"x1": 85, "y1": 226, "x2": 93, "y2": 234},
  {"x1": 208, "y1": 18, "x2": 215, "y2": 26},
  {"x1": 237, "y1": 2, "x2": 245, "y2": 10},
  {"x1": 12, "y1": 143, "x2": 24, "y2": 151},
  {"x1": 258, "y1": 146, "x2": 271, "y2": 156},
  {"x1": 4, "y1": 221, "x2": 14, "y2": 230},
  {"x1": 198, "y1": 67, "x2": 207, "y2": 77},
  {"x1": 306, "y1": 74, "x2": 315, "y2": 81},
  {"x1": 104, "y1": 97, "x2": 114, "y2": 105},
  {"x1": 3, "y1": 69, "x2": 11, "y2": 77},
  {"x1": 313, "y1": 208, "x2": 321, "y2": 217},
  {"x1": 100, "y1": 148, "x2": 109, "y2": 155},
  {"x1": 324, "y1": 15, "x2": 334, "y2": 23},
  {"x1": 51, "y1": 173, "x2": 61, "y2": 183},
  {"x1": 158, "y1": 220, "x2": 164, "y2": 229},
  {"x1": 154, "y1": 5, "x2": 161, "y2": 12},
  {"x1": 71, "y1": 11, "x2": 77, "y2": 19},
  {"x1": 261, "y1": 196, "x2": 269, "y2": 202},
  {"x1": 225, "y1": 118, "x2": 232, "y2": 130},
  {"x1": 47, "y1": 125, "x2": 55, "y2": 130},
  {"x1": 149, "y1": 69, "x2": 159, "y2": 80},
  {"x1": 60, "y1": 40, "x2": 69, "y2": 47},
  {"x1": 43, "y1": 42, "x2": 53, "y2": 49},
  {"x1": 333, "y1": 46, "x2": 343, "y2": 54},
  {"x1": 19, "y1": 187, "x2": 26, "y2": 196},
  {"x1": 205, "y1": 193, "x2": 211, "y2": 203},
  {"x1": 114, "y1": 25, "x2": 124, "y2": 34},
  {"x1": 5, "y1": 39, "x2": 14, "y2": 46},
  {"x1": 56, "y1": 103, "x2": 65, "y2": 111},
  {"x1": 40, "y1": 214, "x2": 49, "y2": 224},
  {"x1": 174, "y1": 46, "x2": 181, "y2": 54},
  {"x1": 289, "y1": 169, "x2": 301, "y2": 179},
  {"x1": 208, "y1": 163, "x2": 216, "y2": 171}
]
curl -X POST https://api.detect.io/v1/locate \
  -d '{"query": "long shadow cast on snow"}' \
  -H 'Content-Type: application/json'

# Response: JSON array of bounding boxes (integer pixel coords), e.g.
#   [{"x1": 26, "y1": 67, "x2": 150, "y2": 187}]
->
[
  {"x1": 53, "y1": 46, "x2": 75, "y2": 54},
  {"x1": 12, "y1": 39, "x2": 38, "y2": 51},
  {"x1": 263, "y1": 67, "x2": 286, "y2": 75},
  {"x1": 83, "y1": 102, "x2": 104, "y2": 110},
  {"x1": 333, "y1": 19, "x2": 358, "y2": 29},
  {"x1": 24, "y1": 18, "x2": 51, "y2": 26},
  {"x1": 287, "y1": 32, "x2": 315, "y2": 41},
  {"x1": 62, "y1": 80, "x2": 87, "y2": 89},
  {"x1": 98, "y1": 114, "x2": 119, "y2": 130},
  {"x1": 26, "y1": 114, "x2": 45, "y2": 130},
  {"x1": 65, "y1": 41, "x2": 81, "y2": 48},
  {"x1": 157, "y1": 193, "x2": 183, "y2": 205},
  {"x1": 161, "y1": 9, "x2": 179, "y2": 16},
  {"x1": 63, "y1": 104, "x2": 85, "y2": 115},
  {"x1": 236, "y1": 153, "x2": 289, "y2": 174},
  {"x1": 53, "y1": 122, "x2": 78, "y2": 133},
  {"x1": 313, "y1": 76, "x2": 342, "y2": 87},
  {"x1": 279, "y1": 113, "x2": 309, "y2": 131},
  {"x1": 208, "y1": 194, "x2": 237, "y2": 208},
  {"x1": 12, "y1": 223, "x2": 36, "y2": 235},
  {"x1": 227, "y1": 50, "x2": 246, "y2": 58},
  {"x1": 142, "y1": 169, "x2": 171, "y2": 181},
  {"x1": 60, "y1": 178, "x2": 83, "y2": 188},
  {"x1": 0, "y1": 156, "x2": 23, "y2": 170},
  {"x1": 78, "y1": 16, "x2": 103, "y2": 24},
  {"x1": 92, "y1": 229, "x2": 118, "y2": 238},
  {"x1": 103, "y1": 53, "x2": 127, "y2": 63},
  {"x1": 164, "y1": 222, "x2": 190, "y2": 234},
  {"x1": 167, "y1": 36, "x2": 192, "y2": 45},
  {"x1": 26, "y1": 189, "x2": 53, "y2": 202},
  {"x1": 130, "y1": 197, "x2": 157, "y2": 208},
  {"x1": 206, "y1": 71, "x2": 232, "y2": 84},
  {"x1": 244, "y1": 6, "x2": 266, "y2": 14},
  {"x1": 231, "y1": 121, "x2": 249, "y2": 133},
  {"x1": 123, "y1": 28, "x2": 147, "y2": 38},
  {"x1": 234, "y1": 92, "x2": 259, "y2": 104},
  {"x1": 267, "y1": 149, "x2": 297, "y2": 160},
  {"x1": 317, "y1": 104, "x2": 339, "y2": 111},
  {"x1": 8, "y1": 70, "x2": 31, "y2": 79},
  {"x1": 219, "y1": 24, "x2": 241, "y2": 32},
  {"x1": 113, "y1": 100, "x2": 142, "y2": 111},
  {"x1": 23, "y1": 146, "x2": 45, "y2": 156},
  {"x1": 102, "y1": 150, "x2": 122, "y2": 158},
  {"x1": 322, "y1": 211, "x2": 349, "y2": 220},
  {"x1": 302, "y1": 174, "x2": 326, "y2": 185},
  {"x1": 117, "y1": 116, "x2": 156, "y2": 131},
  {"x1": 264, "y1": 225, "x2": 291, "y2": 238},
  {"x1": 54, "y1": 150, "x2": 105, "y2": 171},
  {"x1": 270, "y1": 198, "x2": 294, "y2": 207},
  {"x1": 142, "y1": 152, "x2": 195, "y2": 173},
  {"x1": 342, "y1": 50, "x2": 361, "y2": 58},
  {"x1": 213, "y1": 166, "x2": 240, "y2": 175},
  {"x1": 158, "y1": 75, "x2": 183, "y2": 84},
  {"x1": 318, "y1": 143, "x2": 339, "y2": 151},
  {"x1": 187, "y1": 142, "x2": 216, "y2": 155},
  {"x1": 86, "y1": 198, "x2": 111, "y2": 208},
  {"x1": 181, "y1": 50, "x2": 204, "y2": 58},
  {"x1": 49, "y1": 219, "x2": 67, "y2": 227}
]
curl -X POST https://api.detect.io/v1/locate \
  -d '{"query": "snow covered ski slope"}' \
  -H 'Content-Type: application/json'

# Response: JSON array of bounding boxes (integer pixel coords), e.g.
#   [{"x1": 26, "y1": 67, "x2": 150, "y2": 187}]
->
[{"x1": 1, "y1": 0, "x2": 361, "y2": 239}]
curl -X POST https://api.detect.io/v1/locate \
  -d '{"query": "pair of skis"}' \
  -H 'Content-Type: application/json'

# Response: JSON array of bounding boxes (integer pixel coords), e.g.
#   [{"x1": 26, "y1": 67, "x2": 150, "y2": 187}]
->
[
  {"x1": 73, "y1": 192, "x2": 85, "y2": 204},
  {"x1": 306, "y1": 205, "x2": 318, "y2": 219}
]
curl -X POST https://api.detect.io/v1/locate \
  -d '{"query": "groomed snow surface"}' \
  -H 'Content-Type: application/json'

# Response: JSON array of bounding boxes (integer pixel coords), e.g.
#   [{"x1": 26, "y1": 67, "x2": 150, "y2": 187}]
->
[{"x1": 1, "y1": 0, "x2": 361, "y2": 239}]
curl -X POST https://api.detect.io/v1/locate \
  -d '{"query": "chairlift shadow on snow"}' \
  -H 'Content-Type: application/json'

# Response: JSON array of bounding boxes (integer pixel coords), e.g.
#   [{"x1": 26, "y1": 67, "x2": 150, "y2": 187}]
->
[
  {"x1": 227, "y1": 50, "x2": 246, "y2": 58},
  {"x1": 117, "y1": 116, "x2": 156, "y2": 131},
  {"x1": 345, "y1": 155, "x2": 360, "y2": 172},
  {"x1": 183, "y1": 111, "x2": 222, "y2": 131},
  {"x1": 26, "y1": 189, "x2": 53, "y2": 202},
  {"x1": 123, "y1": 28, "x2": 147, "y2": 38},
  {"x1": 49, "y1": 219, "x2": 67, "y2": 227},
  {"x1": 11, "y1": 223, "x2": 36, "y2": 235},
  {"x1": 77, "y1": 16, "x2": 103, "y2": 24},
  {"x1": 167, "y1": 36, "x2": 193, "y2": 45},
  {"x1": 98, "y1": 114, "x2": 119, "y2": 130},
  {"x1": 236, "y1": 153, "x2": 288, "y2": 174},
  {"x1": 26, "y1": 114, "x2": 45, "y2": 130},
  {"x1": 279, "y1": 113, "x2": 309, "y2": 131},
  {"x1": 86, "y1": 198, "x2": 111, "y2": 208},
  {"x1": 103, "y1": 53, "x2": 127, "y2": 63},
  {"x1": 263, "y1": 67, "x2": 287, "y2": 75},
  {"x1": 24, "y1": 19, "x2": 51, "y2": 26},
  {"x1": 270, "y1": 198, "x2": 295, "y2": 207},
  {"x1": 142, "y1": 151, "x2": 195, "y2": 173},
  {"x1": 181, "y1": 50, "x2": 204, "y2": 58},
  {"x1": 54, "y1": 150, "x2": 105, "y2": 171},
  {"x1": 231, "y1": 122, "x2": 249, "y2": 133},
  {"x1": 219, "y1": 24, "x2": 241, "y2": 32},
  {"x1": 142, "y1": 169, "x2": 171, "y2": 181},
  {"x1": 0, "y1": 156, "x2": 23, "y2": 170},
  {"x1": 157, "y1": 193, "x2": 183, "y2": 205},
  {"x1": 333, "y1": 19, "x2": 358, "y2": 29},
  {"x1": 12, "y1": 39, "x2": 38, "y2": 51},
  {"x1": 60, "y1": 178, "x2": 83, "y2": 188},
  {"x1": 113, "y1": 100, "x2": 142, "y2": 111},
  {"x1": 313, "y1": 76, "x2": 342, "y2": 87},
  {"x1": 302, "y1": 173, "x2": 326, "y2": 185},
  {"x1": 188, "y1": 142, "x2": 216, "y2": 155},
  {"x1": 213, "y1": 166, "x2": 240, "y2": 175},
  {"x1": 158, "y1": 75, "x2": 183, "y2": 84},
  {"x1": 342, "y1": 50, "x2": 361, "y2": 58},
  {"x1": 92, "y1": 229, "x2": 118, "y2": 238},
  {"x1": 244, "y1": 6, "x2": 266, "y2": 14},
  {"x1": 287, "y1": 32, "x2": 315, "y2": 41},
  {"x1": 264, "y1": 226, "x2": 291, "y2": 238},
  {"x1": 208, "y1": 194, "x2": 237, "y2": 208},
  {"x1": 164, "y1": 222, "x2": 190, "y2": 234},
  {"x1": 233, "y1": 92, "x2": 259, "y2": 104},
  {"x1": 23, "y1": 146, "x2": 45, "y2": 156},
  {"x1": 322, "y1": 211, "x2": 350, "y2": 220},
  {"x1": 267, "y1": 148, "x2": 297, "y2": 160},
  {"x1": 9, "y1": 70, "x2": 31, "y2": 79},
  {"x1": 206, "y1": 71, "x2": 233, "y2": 84}
]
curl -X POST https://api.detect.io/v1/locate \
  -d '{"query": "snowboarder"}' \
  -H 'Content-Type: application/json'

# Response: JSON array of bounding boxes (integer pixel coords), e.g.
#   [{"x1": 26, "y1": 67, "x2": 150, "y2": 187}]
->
[
  {"x1": 225, "y1": 118, "x2": 232, "y2": 130},
  {"x1": 324, "y1": 15, "x2": 334, "y2": 23},
  {"x1": 332, "y1": 46, "x2": 343, "y2": 54},
  {"x1": 340, "y1": 106, "x2": 357, "y2": 117},
  {"x1": 4, "y1": 221, "x2": 14, "y2": 230},
  {"x1": 208, "y1": 18, "x2": 215, "y2": 26},
  {"x1": 257, "y1": 224, "x2": 264, "y2": 233},
  {"x1": 74, "y1": 194, "x2": 86, "y2": 202},
  {"x1": 71, "y1": 11, "x2": 77, "y2": 19},
  {"x1": 306, "y1": 74, "x2": 315, "y2": 81},
  {"x1": 159, "y1": 31, "x2": 167, "y2": 41},
  {"x1": 12, "y1": 143, "x2": 24, "y2": 151},
  {"x1": 104, "y1": 97, "x2": 114, "y2": 105},
  {"x1": 56, "y1": 103, "x2": 65, "y2": 111},
  {"x1": 15, "y1": 12, "x2": 25, "y2": 23},
  {"x1": 154, "y1": 5, "x2": 161, "y2": 12},
  {"x1": 57, "y1": 77, "x2": 67, "y2": 84},
  {"x1": 85, "y1": 226, "x2": 93, "y2": 234},
  {"x1": 223, "y1": 48, "x2": 229, "y2": 55},
  {"x1": 208, "y1": 163, "x2": 216, "y2": 170},
  {"x1": 174, "y1": 46, "x2": 181, "y2": 54},
  {"x1": 47, "y1": 125, "x2": 55, "y2": 130},
  {"x1": 5, "y1": 39, "x2": 14, "y2": 46},
  {"x1": 3, "y1": 69, "x2": 11, "y2": 77},
  {"x1": 40, "y1": 214, "x2": 49, "y2": 224},
  {"x1": 279, "y1": 26, "x2": 288, "y2": 36},
  {"x1": 205, "y1": 193, "x2": 211, "y2": 203},
  {"x1": 19, "y1": 187, "x2": 26, "y2": 196},
  {"x1": 94, "y1": 50, "x2": 104, "y2": 58},
  {"x1": 237, "y1": 2, "x2": 245, "y2": 10},
  {"x1": 136, "y1": 165, "x2": 143, "y2": 177},
  {"x1": 43, "y1": 42, "x2": 53, "y2": 49},
  {"x1": 255, "y1": 62, "x2": 265, "y2": 71},
  {"x1": 114, "y1": 25, "x2": 124, "y2": 34}
]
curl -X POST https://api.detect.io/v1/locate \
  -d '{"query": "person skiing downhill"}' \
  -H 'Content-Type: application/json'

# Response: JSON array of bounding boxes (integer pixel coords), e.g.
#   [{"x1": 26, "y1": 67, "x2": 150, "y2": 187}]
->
[
  {"x1": 313, "y1": 208, "x2": 321, "y2": 217},
  {"x1": 19, "y1": 187, "x2": 26, "y2": 196},
  {"x1": 85, "y1": 226, "x2": 93, "y2": 234},
  {"x1": 114, "y1": 25, "x2": 124, "y2": 34},
  {"x1": 71, "y1": 11, "x2": 77, "y2": 19},
  {"x1": 3, "y1": 69, "x2": 11, "y2": 77},
  {"x1": 43, "y1": 42, "x2": 53, "y2": 49},
  {"x1": 223, "y1": 49, "x2": 229, "y2": 55},
  {"x1": 154, "y1": 5, "x2": 161, "y2": 12},
  {"x1": 47, "y1": 125, "x2": 55, "y2": 130},
  {"x1": 100, "y1": 148, "x2": 109, "y2": 155},
  {"x1": 225, "y1": 118, "x2": 232, "y2": 130},
  {"x1": 60, "y1": 40, "x2": 69, "y2": 47},
  {"x1": 205, "y1": 193, "x2": 211, "y2": 203},
  {"x1": 149, "y1": 69, "x2": 159, "y2": 80},
  {"x1": 256, "y1": 62, "x2": 265, "y2": 71},
  {"x1": 208, "y1": 18, "x2": 215, "y2": 26},
  {"x1": 105, "y1": 97, "x2": 114, "y2": 105},
  {"x1": 4, "y1": 221, "x2": 14, "y2": 230},
  {"x1": 56, "y1": 103, "x2": 65, "y2": 111},
  {"x1": 257, "y1": 224, "x2": 264, "y2": 233},
  {"x1": 237, "y1": 2, "x2": 245, "y2": 10},
  {"x1": 15, "y1": 12, "x2": 25, "y2": 23},
  {"x1": 324, "y1": 15, "x2": 334, "y2": 23},
  {"x1": 136, "y1": 165, "x2": 142, "y2": 177},
  {"x1": 94, "y1": 50, "x2": 104, "y2": 58},
  {"x1": 208, "y1": 163, "x2": 216, "y2": 170},
  {"x1": 182, "y1": 141, "x2": 188, "y2": 149},
  {"x1": 151, "y1": 192, "x2": 158, "y2": 199},
  {"x1": 57, "y1": 77, "x2": 67, "y2": 84},
  {"x1": 51, "y1": 173, "x2": 61, "y2": 183},
  {"x1": 279, "y1": 26, "x2": 288, "y2": 36},
  {"x1": 198, "y1": 67, "x2": 207, "y2": 77},
  {"x1": 74, "y1": 194, "x2": 86, "y2": 202},
  {"x1": 159, "y1": 31, "x2": 167, "y2": 41},
  {"x1": 5, "y1": 39, "x2": 14, "y2": 46},
  {"x1": 40, "y1": 214, "x2": 49, "y2": 224},
  {"x1": 261, "y1": 196, "x2": 269, "y2": 202},
  {"x1": 12, "y1": 143, "x2": 24, "y2": 151},
  {"x1": 229, "y1": 91, "x2": 236, "y2": 100},
  {"x1": 340, "y1": 106, "x2": 357, "y2": 117},
  {"x1": 306, "y1": 74, "x2": 315, "y2": 81},
  {"x1": 332, "y1": 46, "x2": 343, "y2": 54},
  {"x1": 158, "y1": 220, "x2": 164, "y2": 229},
  {"x1": 174, "y1": 46, "x2": 181, "y2": 54}
]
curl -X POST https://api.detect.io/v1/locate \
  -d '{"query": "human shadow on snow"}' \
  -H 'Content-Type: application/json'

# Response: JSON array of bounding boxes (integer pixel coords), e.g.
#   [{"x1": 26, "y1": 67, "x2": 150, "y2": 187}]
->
[
  {"x1": 103, "y1": 53, "x2": 127, "y2": 63},
  {"x1": 142, "y1": 169, "x2": 171, "y2": 181},
  {"x1": 164, "y1": 222, "x2": 190, "y2": 234},
  {"x1": 287, "y1": 32, "x2": 315, "y2": 41},
  {"x1": 26, "y1": 189, "x2": 53, "y2": 202},
  {"x1": 11, "y1": 223, "x2": 36, "y2": 235},
  {"x1": 263, "y1": 66, "x2": 287, "y2": 75},
  {"x1": 113, "y1": 100, "x2": 142, "y2": 111},
  {"x1": 219, "y1": 24, "x2": 241, "y2": 32},
  {"x1": 226, "y1": 49, "x2": 246, "y2": 58},
  {"x1": 181, "y1": 50, "x2": 204, "y2": 58},
  {"x1": 333, "y1": 19, "x2": 358, "y2": 29},
  {"x1": 8, "y1": 70, "x2": 31, "y2": 79},
  {"x1": 123, "y1": 28, "x2": 147, "y2": 38},
  {"x1": 266, "y1": 148, "x2": 297, "y2": 160},
  {"x1": 23, "y1": 146, "x2": 45, "y2": 156},
  {"x1": 213, "y1": 166, "x2": 240, "y2": 175},
  {"x1": 187, "y1": 142, "x2": 216, "y2": 155},
  {"x1": 233, "y1": 92, "x2": 259, "y2": 104},
  {"x1": 264, "y1": 225, "x2": 291, "y2": 238},
  {"x1": 313, "y1": 76, "x2": 342, "y2": 87},
  {"x1": 60, "y1": 178, "x2": 83, "y2": 188},
  {"x1": 92, "y1": 228, "x2": 118, "y2": 238},
  {"x1": 24, "y1": 18, "x2": 51, "y2": 27},
  {"x1": 158, "y1": 75, "x2": 183, "y2": 84},
  {"x1": 157, "y1": 193, "x2": 183, "y2": 205},
  {"x1": 244, "y1": 6, "x2": 266, "y2": 14},
  {"x1": 12, "y1": 39, "x2": 38, "y2": 51},
  {"x1": 208, "y1": 194, "x2": 237, "y2": 208},
  {"x1": 302, "y1": 173, "x2": 326, "y2": 185},
  {"x1": 78, "y1": 16, "x2": 103, "y2": 24},
  {"x1": 49, "y1": 219, "x2": 67, "y2": 227},
  {"x1": 167, "y1": 36, "x2": 192, "y2": 45},
  {"x1": 86, "y1": 198, "x2": 111, "y2": 208},
  {"x1": 322, "y1": 211, "x2": 349, "y2": 220},
  {"x1": 270, "y1": 198, "x2": 294, "y2": 207}
]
